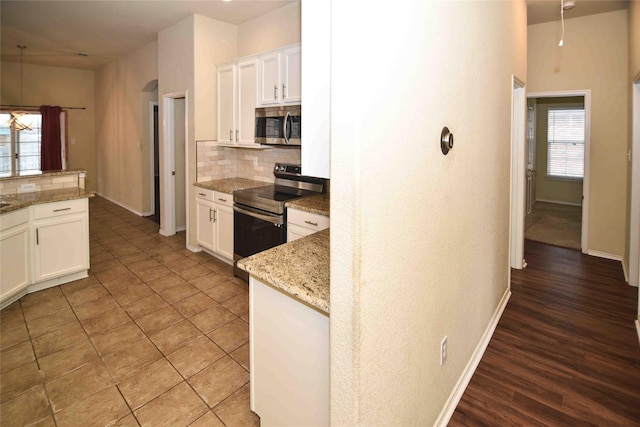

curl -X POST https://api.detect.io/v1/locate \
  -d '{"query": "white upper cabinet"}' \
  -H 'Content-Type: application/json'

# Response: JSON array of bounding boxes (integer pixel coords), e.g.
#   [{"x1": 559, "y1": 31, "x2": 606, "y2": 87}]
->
[
  {"x1": 217, "y1": 64, "x2": 236, "y2": 144},
  {"x1": 301, "y1": 2, "x2": 330, "y2": 178},
  {"x1": 259, "y1": 44, "x2": 301, "y2": 106},
  {"x1": 217, "y1": 59, "x2": 260, "y2": 147}
]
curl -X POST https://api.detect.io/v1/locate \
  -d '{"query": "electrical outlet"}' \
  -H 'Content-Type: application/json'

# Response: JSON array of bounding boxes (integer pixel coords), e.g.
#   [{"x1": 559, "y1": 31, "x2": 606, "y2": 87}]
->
[
  {"x1": 253, "y1": 157, "x2": 258, "y2": 167},
  {"x1": 20, "y1": 183, "x2": 36, "y2": 193},
  {"x1": 440, "y1": 336, "x2": 448, "y2": 366}
]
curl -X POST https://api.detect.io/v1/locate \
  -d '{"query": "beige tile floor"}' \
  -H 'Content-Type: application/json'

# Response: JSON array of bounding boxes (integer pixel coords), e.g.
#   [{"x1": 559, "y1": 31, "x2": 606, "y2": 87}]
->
[{"x1": 0, "y1": 196, "x2": 259, "y2": 427}]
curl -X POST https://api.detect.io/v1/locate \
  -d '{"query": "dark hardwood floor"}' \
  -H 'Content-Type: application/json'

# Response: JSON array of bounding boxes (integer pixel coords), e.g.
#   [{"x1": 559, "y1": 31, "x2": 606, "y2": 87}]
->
[{"x1": 450, "y1": 240, "x2": 640, "y2": 426}]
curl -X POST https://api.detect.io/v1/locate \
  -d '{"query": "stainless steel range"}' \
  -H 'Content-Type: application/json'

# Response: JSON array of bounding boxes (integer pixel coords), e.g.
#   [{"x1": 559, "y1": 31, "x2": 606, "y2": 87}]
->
[{"x1": 233, "y1": 163, "x2": 326, "y2": 281}]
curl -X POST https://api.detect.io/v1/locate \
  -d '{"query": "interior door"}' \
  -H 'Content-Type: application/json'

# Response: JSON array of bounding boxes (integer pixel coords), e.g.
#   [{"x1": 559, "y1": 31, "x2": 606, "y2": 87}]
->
[{"x1": 525, "y1": 100, "x2": 536, "y2": 229}]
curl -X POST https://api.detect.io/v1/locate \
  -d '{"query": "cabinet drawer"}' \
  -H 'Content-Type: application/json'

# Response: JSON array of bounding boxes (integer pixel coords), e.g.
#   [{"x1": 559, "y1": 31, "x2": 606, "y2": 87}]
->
[
  {"x1": 195, "y1": 188, "x2": 214, "y2": 202},
  {"x1": 287, "y1": 209, "x2": 329, "y2": 231},
  {"x1": 32, "y1": 198, "x2": 87, "y2": 220},
  {"x1": 214, "y1": 192, "x2": 233, "y2": 207},
  {"x1": 1, "y1": 208, "x2": 29, "y2": 231}
]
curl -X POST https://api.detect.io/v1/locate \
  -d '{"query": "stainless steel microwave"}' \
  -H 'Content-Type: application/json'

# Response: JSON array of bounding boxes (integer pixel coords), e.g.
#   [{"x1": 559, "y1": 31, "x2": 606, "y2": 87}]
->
[{"x1": 255, "y1": 105, "x2": 301, "y2": 146}]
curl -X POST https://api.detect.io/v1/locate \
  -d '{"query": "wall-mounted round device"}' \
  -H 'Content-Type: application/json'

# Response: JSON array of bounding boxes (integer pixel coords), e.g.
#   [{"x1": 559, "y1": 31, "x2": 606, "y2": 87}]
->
[{"x1": 441, "y1": 127, "x2": 454, "y2": 155}]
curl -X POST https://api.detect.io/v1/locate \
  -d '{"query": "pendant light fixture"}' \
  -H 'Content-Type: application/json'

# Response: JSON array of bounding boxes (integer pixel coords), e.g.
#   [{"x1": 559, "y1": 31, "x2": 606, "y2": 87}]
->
[
  {"x1": 10, "y1": 45, "x2": 33, "y2": 131},
  {"x1": 558, "y1": 0, "x2": 576, "y2": 47}
]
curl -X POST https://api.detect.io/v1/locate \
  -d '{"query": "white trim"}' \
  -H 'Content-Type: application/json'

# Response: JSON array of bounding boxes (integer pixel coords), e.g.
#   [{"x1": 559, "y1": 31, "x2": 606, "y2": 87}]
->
[
  {"x1": 161, "y1": 91, "x2": 188, "y2": 238},
  {"x1": 149, "y1": 101, "x2": 158, "y2": 216},
  {"x1": 635, "y1": 318, "x2": 640, "y2": 345},
  {"x1": 586, "y1": 250, "x2": 623, "y2": 262},
  {"x1": 535, "y1": 198, "x2": 582, "y2": 207},
  {"x1": 510, "y1": 76, "x2": 526, "y2": 270},
  {"x1": 435, "y1": 288, "x2": 512, "y2": 427},
  {"x1": 528, "y1": 90, "x2": 591, "y2": 255},
  {"x1": 629, "y1": 80, "x2": 640, "y2": 287},
  {"x1": 94, "y1": 192, "x2": 150, "y2": 217}
]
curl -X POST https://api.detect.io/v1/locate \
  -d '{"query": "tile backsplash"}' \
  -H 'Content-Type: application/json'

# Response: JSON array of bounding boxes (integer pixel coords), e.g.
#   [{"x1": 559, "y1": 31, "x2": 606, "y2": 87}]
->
[{"x1": 196, "y1": 142, "x2": 301, "y2": 183}]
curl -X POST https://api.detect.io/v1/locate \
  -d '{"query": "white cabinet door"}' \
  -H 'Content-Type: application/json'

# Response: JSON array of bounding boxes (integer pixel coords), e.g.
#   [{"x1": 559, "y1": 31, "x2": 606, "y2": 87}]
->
[
  {"x1": 282, "y1": 46, "x2": 301, "y2": 104},
  {"x1": 217, "y1": 64, "x2": 236, "y2": 143},
  {"x1": 287, "y1": 223, "x2": 309, "y2": 242},
  {"x1": 260, "y1": 52, "x2": 281, "y2": 105},
  {"x1": 33, "y1": 213, "x2": 88, "y2": 282},
  {"x1": 250, "y1": 277, "x2": 329, "y2": 426},
  {"x1": 215, "y1": 203, "x2": 234, "y2": 261},
  {"x1": 196, "y1": 197, "x2": 215, "y2": 251},
  {"x1": 237, "y1": 59, "x2": 259, "y2": 145},
  {"x1": 0, "y1": 214, "x2": 30, "y2": 304}
]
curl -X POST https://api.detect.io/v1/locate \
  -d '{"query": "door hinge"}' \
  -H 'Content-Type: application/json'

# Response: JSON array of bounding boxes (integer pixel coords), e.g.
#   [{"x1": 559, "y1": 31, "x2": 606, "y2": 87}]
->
[{"x1": 172, "y1": 171, "x2": 176, "y2": 176}]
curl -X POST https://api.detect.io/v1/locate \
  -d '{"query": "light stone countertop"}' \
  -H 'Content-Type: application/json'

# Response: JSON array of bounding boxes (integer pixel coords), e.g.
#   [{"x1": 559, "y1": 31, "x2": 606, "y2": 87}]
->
[
  {"x1": 0, "y1": 169, "x2": 87, "y2": 182},
  {"x1": 285, "y1": 193, "x2": 330, "y2": 216},
  {"x1": 0, "y1": 187, "x2": 94, "y2": 214},
  {"x1": 194, "y1": 178, "x2": 268, "y2": 194},
  {"x1": 237, "y1": 228, "x2": 330, "y2": 314}
]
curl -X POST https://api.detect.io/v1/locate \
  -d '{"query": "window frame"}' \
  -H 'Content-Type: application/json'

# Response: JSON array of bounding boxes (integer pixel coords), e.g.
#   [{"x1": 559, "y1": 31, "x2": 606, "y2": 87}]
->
[{"x1": 546, "y1": 106, "x2": 585, "y2": 182}]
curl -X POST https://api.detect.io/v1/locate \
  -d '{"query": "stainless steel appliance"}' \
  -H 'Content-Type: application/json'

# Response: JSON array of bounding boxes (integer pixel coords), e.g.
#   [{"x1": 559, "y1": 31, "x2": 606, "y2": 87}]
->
[
  {"x1": 255, "y1": 105, "x2": 301, "y2": 146},
  {"x1": 233, "y1": 163, "x2": 325, "y2": 280}
]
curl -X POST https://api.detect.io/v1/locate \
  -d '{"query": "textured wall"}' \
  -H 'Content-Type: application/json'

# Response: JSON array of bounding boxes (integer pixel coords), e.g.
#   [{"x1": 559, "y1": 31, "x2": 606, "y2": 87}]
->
[{"x1": 330, "y1": 0, "x2": 527, "y2": 424}]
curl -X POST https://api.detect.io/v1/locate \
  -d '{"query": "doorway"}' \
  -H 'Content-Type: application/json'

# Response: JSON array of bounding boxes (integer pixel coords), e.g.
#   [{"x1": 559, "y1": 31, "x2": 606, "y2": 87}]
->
[
  {"x1": 147, "y1": 102, "x2": 160, "y2": 224},
  {"x1": 525, "y1": 91, "x2": 590, "y2": 253},
  {"x1": 161, "y1": 92, "x2": 188, "y2": 237},
  {"x1": 630, "y1": 78, "x2": 640, "y2": 288}
]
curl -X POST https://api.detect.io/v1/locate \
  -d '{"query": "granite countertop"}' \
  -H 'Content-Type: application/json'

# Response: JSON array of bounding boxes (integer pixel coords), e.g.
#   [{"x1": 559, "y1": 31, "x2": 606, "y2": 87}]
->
[
  {"x1": 0, "y1": 188, "x2": 94, "y2": 214},
  {"x1": 194, "y1": 178, "x2": 268, "y2": 194},
  {"x1": 0, "y1": 169, "x2": 87, "y2": 182},
  {"x1": 237, "y1": 228, "x2": 330, "y2": 314},
  {"x1": 285, "y1": 193, "x2": 330, "y2": 216}
]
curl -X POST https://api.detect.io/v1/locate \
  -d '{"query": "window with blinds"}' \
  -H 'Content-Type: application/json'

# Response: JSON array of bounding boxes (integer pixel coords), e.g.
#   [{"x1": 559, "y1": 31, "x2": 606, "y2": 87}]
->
[{"x1": 547, "y1": 108, "x2": 585, "y2": 180}]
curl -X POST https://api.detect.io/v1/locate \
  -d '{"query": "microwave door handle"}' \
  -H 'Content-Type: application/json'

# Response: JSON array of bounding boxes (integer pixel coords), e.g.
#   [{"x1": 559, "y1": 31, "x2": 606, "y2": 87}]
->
[{"x1": 283, "y1": 111, "x2": 291, "y2": 144}]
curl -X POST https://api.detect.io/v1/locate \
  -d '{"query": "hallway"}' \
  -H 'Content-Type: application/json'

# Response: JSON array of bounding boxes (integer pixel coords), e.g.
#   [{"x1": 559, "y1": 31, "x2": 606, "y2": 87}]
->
[{"x1": 450, "y1": 241, "x2": 640, "y2": 425}]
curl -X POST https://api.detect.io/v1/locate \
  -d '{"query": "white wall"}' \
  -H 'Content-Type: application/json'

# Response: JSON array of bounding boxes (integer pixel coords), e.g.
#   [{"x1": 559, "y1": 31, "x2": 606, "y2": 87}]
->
[
  {"x1": 237, "y1": 1, "x2": 300, "y2": 58},
  {"x1": 528, "y1": 10, "x2": 629, "y2": 258},
  {"x1": 1, "y1": 62, "x2": 96, "y2": 190},
  {"x1": 330, "y1": 0, "x2": 527, "y2": 424},
  {"x1": 95, "y1": 41, "x2": 158, "y2": 213}
]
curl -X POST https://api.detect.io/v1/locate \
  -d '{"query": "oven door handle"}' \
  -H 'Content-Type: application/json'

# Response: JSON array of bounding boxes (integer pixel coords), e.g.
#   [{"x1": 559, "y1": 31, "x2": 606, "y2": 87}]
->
[{"x1": 233, "y1": 205, "x2": 283, "y2": 225}]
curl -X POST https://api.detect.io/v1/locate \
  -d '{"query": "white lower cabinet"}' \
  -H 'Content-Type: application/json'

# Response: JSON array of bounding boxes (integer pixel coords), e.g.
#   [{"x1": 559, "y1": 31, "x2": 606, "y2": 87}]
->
[
  {"x1": 0, "y1": 197, "x2": 90, "y2": 309},
  {"x1": 195, "y1": 189, "x2": 234, "y2": 262},
  {"x1": 287, "y1": 208, "x2": 330, "y2": 242},
  {"x1": 0, "y1": 209, "x2": 30, "y2": 305},
  {"x1": 249, "y1": 277, "x2": 329, "y2": 426},
  {"x1": 31, "y1": 198, "x2": 89, "y2": 284}
]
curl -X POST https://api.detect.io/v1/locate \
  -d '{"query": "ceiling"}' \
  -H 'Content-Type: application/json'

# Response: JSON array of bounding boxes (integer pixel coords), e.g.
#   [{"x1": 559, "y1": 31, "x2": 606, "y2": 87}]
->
[
  {"x1": 0, "y1": 0, "x2": 296, "y2": 70},
  {"x1": 527, "y1": 0, "x2": 628, "y2": 25},
  {"x1": 0, "y1": 0, "x2": 630, "y2": 71}
]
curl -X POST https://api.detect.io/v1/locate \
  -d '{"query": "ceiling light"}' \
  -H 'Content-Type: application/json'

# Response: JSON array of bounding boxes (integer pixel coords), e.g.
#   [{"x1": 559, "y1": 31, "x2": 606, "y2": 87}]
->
[{"x1": 9, "y1": 45, "x2": 33, "y2": 131}]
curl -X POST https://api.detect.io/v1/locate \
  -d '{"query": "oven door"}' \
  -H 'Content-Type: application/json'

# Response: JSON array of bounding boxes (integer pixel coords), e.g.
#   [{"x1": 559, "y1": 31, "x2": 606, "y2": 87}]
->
[{"x1": 233, "y1": 204, "x2": 286, "y2": 280}]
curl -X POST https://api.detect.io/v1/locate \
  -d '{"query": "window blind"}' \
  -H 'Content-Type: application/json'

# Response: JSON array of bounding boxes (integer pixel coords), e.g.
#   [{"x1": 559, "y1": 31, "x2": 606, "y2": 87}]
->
[{"x1": 547, "y1": 108, "x2": 585, "y2": 179}]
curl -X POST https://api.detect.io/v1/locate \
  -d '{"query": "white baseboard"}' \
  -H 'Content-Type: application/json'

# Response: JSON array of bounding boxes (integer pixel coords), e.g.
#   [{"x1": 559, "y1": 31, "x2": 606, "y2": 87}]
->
[
  {"x1": 535, "y1": 198, "x2": 582, "y2": 207},
  {"x1": 95, "y1": 192, "x2": 147, "y2": 217},
  {"x1": 435, "y1": 287, "x2": 512, "y2": 426},
  {"x1": 586, "y1": 250, "x2": 623, "y2": 262}
]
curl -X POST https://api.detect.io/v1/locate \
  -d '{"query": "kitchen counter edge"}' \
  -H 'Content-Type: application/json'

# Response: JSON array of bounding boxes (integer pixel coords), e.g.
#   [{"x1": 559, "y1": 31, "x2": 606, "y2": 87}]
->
[
  {"x1": 194, "y1": 178, "x2": 268, "y2": 194},
  {"x1": 0, "y1": 188, "x2": 94, "y2": 214},
  {"x1": 237, "y1": 228, "x2": 329, "y2": 315},
  {"x1": 285, "y1": 193, "x2": 330, "y2": 216}
]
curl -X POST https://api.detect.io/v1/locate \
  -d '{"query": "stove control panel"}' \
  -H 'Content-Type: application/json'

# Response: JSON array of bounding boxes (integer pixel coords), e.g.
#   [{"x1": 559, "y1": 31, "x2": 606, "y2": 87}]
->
[{"x1": 274, "y1": 163, "x2": 302, "y2": 175}]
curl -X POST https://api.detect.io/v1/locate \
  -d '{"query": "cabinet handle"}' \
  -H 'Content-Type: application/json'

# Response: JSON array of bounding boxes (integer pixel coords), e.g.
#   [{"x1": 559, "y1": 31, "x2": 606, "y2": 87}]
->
[
  {"x1": 213, "y1": 209, "x2": 217, "y2": 223},
  {"x1": 282, "y1": 83, "x2": 286, "y2": 99},
  {"x1": 36, "y1": 228, "x2": 39, "y2": 245},
  {"x1": 198, "y1": 192, "x2": 206, "y2": 197},
  {"x1": 236, "y1": 129, "x2": 239, "y2": 142},
  {"x1": 229, "y1": 129, "x2": 233, "y2": 141},
  {"x1": 305, "y1": 220, "x2": 319, "y2": 227},
  {"x1": 53, "y1": 207, "x2": 71, "y2": 212},
  {"x1": 274, "y1": 84, "x2": 278, "y2": 100},
  {"x1": 218, "y1": 198, "x2": 227, "y2": 203}
]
